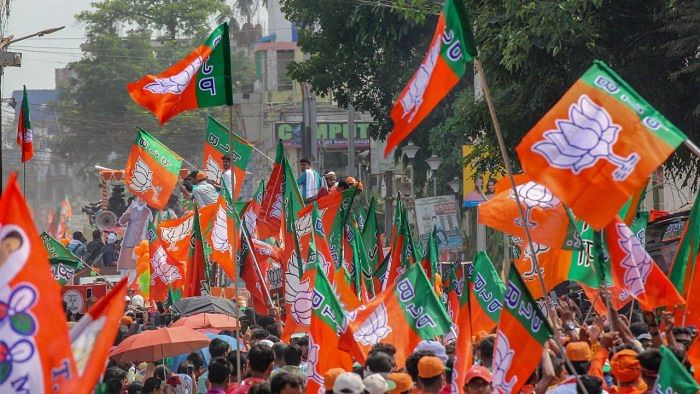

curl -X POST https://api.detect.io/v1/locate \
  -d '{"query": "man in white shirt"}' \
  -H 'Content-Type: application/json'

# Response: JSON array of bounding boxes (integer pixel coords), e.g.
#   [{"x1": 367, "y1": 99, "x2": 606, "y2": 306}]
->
[{"x1": 221, "y1": 155, "x2": 233, "y2": 195}]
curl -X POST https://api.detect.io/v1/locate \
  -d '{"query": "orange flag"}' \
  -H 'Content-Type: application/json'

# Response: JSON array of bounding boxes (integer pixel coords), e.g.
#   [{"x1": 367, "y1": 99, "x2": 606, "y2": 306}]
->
[
  {"x1": 0, "y1": 174, "x2": 77, "y2": 391},
  {"x1": 516, "y1": 61, "x2": 687, "y2": 229},
  {"x1": 478, "y1": 176, "x2": 577, "y2": 249},
  {"x1": 202, "y1": 197, "x2": 238, "y2": 281},
  {"x1": 513, "y1": 242, "x2": 571, "y2": 299},
  {"x1": 158, "y1": 212, "x2": 194, "y2": 263},
  {"x1": 64, "y1": 279, "x2": 128, "y2": 393},
  {"x1": 604, "y1": 216, "x2": 684, "y2": 311}
]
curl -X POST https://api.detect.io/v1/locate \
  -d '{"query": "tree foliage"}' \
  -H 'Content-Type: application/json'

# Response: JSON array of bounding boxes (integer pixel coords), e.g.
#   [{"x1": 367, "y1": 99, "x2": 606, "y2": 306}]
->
[
  {"x1": 281, "y1": 0, "x2": 700, "y2": 190},
  {"x1": 55, "y1": 0, "x2": 254, "y2": 177}
]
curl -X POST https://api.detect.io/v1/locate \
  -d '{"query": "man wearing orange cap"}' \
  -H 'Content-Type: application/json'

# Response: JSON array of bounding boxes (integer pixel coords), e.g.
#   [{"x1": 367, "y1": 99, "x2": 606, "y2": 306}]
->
[
  {"x1": 609, "y1": 350, "x2": 646, "y2": 393},
  {"x1": 549, "y1": 341, "x2": 593, "y2": 393},
  {"x1": 192, "y1": 171, "x2": 218, "y2": 207},
  {"x1": 323, "y1": 368, "x2": 345, "y2": 394},
  {"x1": 387, "y1": 372, "x2": 413, "y2": 394},
  {"x1": 415, "y1": 356, "x2": 445, "y2": 393},
  {"x1": 463, "y1": 366, "x2": 492, "y2": 394}
]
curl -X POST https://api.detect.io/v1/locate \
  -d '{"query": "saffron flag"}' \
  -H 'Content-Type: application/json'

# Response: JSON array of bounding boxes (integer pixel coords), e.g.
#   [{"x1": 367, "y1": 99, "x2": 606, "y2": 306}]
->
[
  {"x1": 340, "y1": 263, "x2": 451, "y2": 368},
  {"x1": 604, "y1": 216, "x2": 684, "y2": 311},
  {"x1": 258, "y1": 141, "x2": 285, "y2": 240},
  {"x1": 452, "y1": 263, "x2": 474, "y2": 394},
  {"x1": 128, "y1": 23, "x2": 232, "y2": 124},
  {"x1": 306, "y1": 262, "x2": 355, "y2": 394},
  {"x1": 478, "y1": 176, "x2": 578, "y2": 249},
  {"x1": 0, "y1": 174, "x2": 77, "y2": 391},
  {"x1": 147, "y1": 221, "x2": 185, "y2": 302},
  {"x1": 654, "y1": 345, "x2": 700, "y2": 394},
  {"x1": 65, "y1": 278, "x2": 128, "y2": 393},
  {"x1": 203, "y1": 196, "x2": 238, "y2": 281},
  {"x1": 202, "y1": 116, "x2": 252, "y2": 197},
  {"x1": 467, "y1": 251, "x2": 504, "y2": 334},
  {"x1": 516, "y1": 60, "x2": 688, "y2": 229},
  {"x1": 185, "y1": 204, "x2": 211, "y2": 297},
  {"x1": 240, "y1": 221, "x2": 278, "y2": 316},
  {"x1": 493, "y1": 263, "x2": 553, "y2": 394},
  {"x1": 125, "y1": 128, "x2": 183, "y2": 210},
  {"x1": 16, "y1": 85, "x2": 33, "y2": 162},
  {"x1": 384, "y1": 0, "x2": 477, "y2": 156},
  {"x1": 668, "y1": 192, "x2": 700, "y2": 327},
  {"x1": 40, "y1": 232, "x2": 83, "y2": 286},
  {"x1": 385, "y1": 204, "x2": 421, "y2": 288},
  {"x1": 158, "y1": 212, "x2": 194, "y2": 263}
]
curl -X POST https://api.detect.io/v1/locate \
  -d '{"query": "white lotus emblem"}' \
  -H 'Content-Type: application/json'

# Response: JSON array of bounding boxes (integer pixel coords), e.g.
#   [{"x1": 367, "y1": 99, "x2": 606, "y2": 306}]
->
[
  {"x1": 203, "y1": 155, "x2": 223, "y2": 184},
  {"x1": 511, "y1": 181, "x2": 561, "y2": 229},
  {"x1": 353, "y1": 303, "x2": 391, "y2": 346},
  {"x1": 616, "y1": 223, "x2": 651, "y2": 297},
  {"x1": 520, "y1": 243, "x2": 548, "y2": 280},
  {"x1": 493, "y1": 329, "x2": 518, "y2": 393},
  {"x1": 532, "y1": 95, "x2": 639, "y2": 181},
  {"x1": 144, "y1": 56, "x2": 203, "y2": 95},
  {"x1": 151, "y1": 245, "x2": 182, "y2": 284},
  {"x1": 296, "y1": 211, "x2": 313, "y2": 238},
  {"x1": 306, "y1": 335, "x2": 324, "y2": 388},
  {"x1": 211, "y1": 205, "x2": 230, "y2": 253},
  {"x1": 400, "y1": 36, "x2": 441, "y2": 123},
  {"x1": 284, "y1": 253, "x2": 312, "y2": 325},
  {"x1": 129, "y1": 156, "x2": 161, "y2": 202},
  {"x1": 160, "y1": 216, "x2": 193, "y2": 251}
]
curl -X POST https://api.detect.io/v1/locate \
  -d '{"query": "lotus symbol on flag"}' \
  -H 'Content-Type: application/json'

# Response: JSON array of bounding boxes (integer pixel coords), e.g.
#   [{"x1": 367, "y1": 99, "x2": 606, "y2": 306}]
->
[
  {"x1": 144, "y1": 56, "x2": 203, "y2": 95},
  {"x1": 285, "y1": 254, "x2": 312, "y2": 325},
  {"x1": 150, "y1": 246, "x2": 182, "y2": 285},
  {"x1": 203, "y1": 155, "x2": 223, "y2": 184},
  {"x1": 400, "y1": 38, "x2": 441, "y2": 123},
  {"x1": 243, "y1": 209, "x2": 258, "y2": 238},
  {"x1": 511, "y1": 182, "x2": 561, "y2": 229},
  {"x1": 296, "y1": 212, "x2": 313, "y2": 237},
  {"x1": 616, "y1": 223, "x2": 651, "y2": 297},
  {"x1": 521, "y1": 243, "x2": 548, "y2": 279},
  {"x1": 129, "y1": 156, "x2": 161, "y2": 202},
  {"x1": 353, "y1": 303, "x2": 391, "y2": 346},
  {"x1": 211, "y1": 205, "x2": 231, "y2": 254},
  {"x1": 532, "y1": 95, "x2": 639, "y2": 181},
  {"x1": 493, "y1": 329, "x2": 518, "y2": 394},
  {"x1": 306, "y1": 335, "x2": 324, "y2": 388},
  {"x1": 161, "y1": 216, "x2": 193, "y2": 251},
  {"x1": 270, "y1": 193, "x2": 283, "y2": 220}
]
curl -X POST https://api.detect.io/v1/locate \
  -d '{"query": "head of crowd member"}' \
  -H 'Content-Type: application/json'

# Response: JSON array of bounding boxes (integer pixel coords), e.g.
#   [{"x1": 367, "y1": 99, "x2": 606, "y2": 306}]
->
[
  {"x1": 637, "y1": 333, "x2": 653, "y2": 350},
  {"x1": 611, "y1": 349, "x2": 643, "y2": 388},
  {"x1": 209, "y1": 337, "x2": 230, "y2": 359},
  {"x1": 251, "y1": 328, "x2": 271, "y2": 342},
  {"x1": 576, "y1": 375, "x2": 603, "y2": 394},
  {"x1": 194, "y1": 171, "x2": 208, "y2": 185},
  {"x1": 387, "y1": 372, "x2": 413, "y2": 394},
  {"x1": 371, "y1": 343, "x2": 397, "y2": 359},
  {"x1": 128, "y1": 381, "x2": 144, "y2": 394},
  {"x1": 103, "y1": 367, "x2": 128, "y2": 394},
  {"x1": 629, "y1": 321, "x2": 649, "y2": 338},
  {"x1": 672, "y1": 327, "x2": 694, "y2": 350},
  {"x1": 417, "y1": 356, "x2": 446, "y2": 393},
  {"x1": 208, "y1": 356, "x2": 233, "y2": 390},
  {"x1": 249, "y1": 382, "x2": 272, "y2": 394},
  {"x1": 73, "y1": 231, "x2": 84, "y2": 241},
  {"x1": 565, "y1": 341, "x2": 592, "y2": 375},
  {"x1": 177, "y1": 361, "x2": 196, "y2": 381},
  {"x1": 478, "y1": 336, "x2": 495, "y2": 368},
  {"x1": 284, "y1": 344, "x2": 303, "y2": 367},
  {"x1": 142, "y1": 377, "x2": 162, "y2": 394},
  {"x1": 187, "y1": 352, "x2": 206, "y2": 379},
  {"x1": 153, "y1": 365, "x2": 172, "y2": 381},
  {"x1": 92, "y1": 229, "x2": 102, "y2": 241},
  {"x1": 296, "y1": 336, "x2": 309, "y2": 360},
  {"x1": 333, "y1": 372, "x2": 365, "y2": 394},
  {"x1": 300, "y1": 158, "x2": 311, "y2": 171},
  {"x1": 365, "y1": 350, "x2": 395, "y2": 375},
  {"x1": 637, "y1": 349, "x2": 661, "y2": 389},
  {"x1": 273, "y1": 342, "x2": 289, "y2": 369},
  {"x1": 247, "y1": 343, "x2": 275, "y2": 378},
  {"x1": 324, "y1": 368, "x2": 346, "y2": 394},
  {"x1": 222, "y1": 155, "x2": 231, "y2": 171},
  {"x1": 270, "y1": 370, "x2": 305, "y2": 394},
  {"x1": 405, "y1": 350, "x2": 435, "y2": 383},
  {"x1": 364, "y1": 373, "x2": 395, "y2": 394},
  {"x1": 414, "y1": 340, "x2": 448, "y2": 364},
  {"x1": 324, "y1": 171, "x2": 337, "y2": 187},
  {"x1": 227, "y1": 350, "x2": 249, "y2": 381},
  {"x1": 463, "y1": 366, "x2": 492, "y2": 394}
]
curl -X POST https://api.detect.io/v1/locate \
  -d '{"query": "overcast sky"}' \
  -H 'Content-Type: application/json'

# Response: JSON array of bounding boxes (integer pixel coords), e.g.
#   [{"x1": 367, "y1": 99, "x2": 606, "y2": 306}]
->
[{"x1": 4, "y1": 0, "x2": 91, "y2": 97}]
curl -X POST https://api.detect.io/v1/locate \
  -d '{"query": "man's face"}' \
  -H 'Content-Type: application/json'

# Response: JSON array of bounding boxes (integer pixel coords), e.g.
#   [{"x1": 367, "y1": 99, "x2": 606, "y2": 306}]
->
[
  {"x1": 300, "y1": 162, "x2": 310, "y2": 171},
  {"x1": 223, "y1": 158, "x2": 231, "y2": 170},
  {"x1": 0, "y1": 236, "x2": 22, "y2": 267},
  {"x1": 465, "y1": 378, "x2": 491, "y2": 394},
  {"x1": 676, "y1": 333, "x2": 692, "y2": 350},
  {"x1": 279, "y1": 383, "x2": 303, "y2": 394},
  {"x1": 640, "y1": 338, "x2": 652, "y2": 350}
]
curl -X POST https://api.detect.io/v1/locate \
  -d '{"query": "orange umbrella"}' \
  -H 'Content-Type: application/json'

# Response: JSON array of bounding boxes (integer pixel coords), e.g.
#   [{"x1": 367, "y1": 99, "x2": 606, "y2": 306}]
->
[
  {"x1": 109, "y1": 326, "x2": 210, "y2": 362},
  {"x1": 171, "y1": 313, "x2": 239, "y2": 330}
]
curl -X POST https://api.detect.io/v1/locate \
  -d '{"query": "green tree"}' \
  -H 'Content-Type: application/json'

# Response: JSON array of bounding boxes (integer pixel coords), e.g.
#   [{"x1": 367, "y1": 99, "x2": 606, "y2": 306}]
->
[{"x1": 54, "y1": 0, "x2": 256, "y2": 176}]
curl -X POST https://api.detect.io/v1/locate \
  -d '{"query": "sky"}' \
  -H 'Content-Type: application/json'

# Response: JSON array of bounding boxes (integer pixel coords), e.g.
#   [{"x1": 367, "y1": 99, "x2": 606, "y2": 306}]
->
[{"x1": 4, "y1": 0, "x2": 92, "y2": 97}]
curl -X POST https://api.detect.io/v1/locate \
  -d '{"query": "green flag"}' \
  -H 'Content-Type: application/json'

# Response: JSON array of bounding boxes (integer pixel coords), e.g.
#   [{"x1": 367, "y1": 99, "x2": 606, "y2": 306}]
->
[
  {"x1": 655, "y1": 345, "x2": 700, "y2": 393},
  {"x1": 40, "y1": 232, "x2": 83, "y2": 286}
]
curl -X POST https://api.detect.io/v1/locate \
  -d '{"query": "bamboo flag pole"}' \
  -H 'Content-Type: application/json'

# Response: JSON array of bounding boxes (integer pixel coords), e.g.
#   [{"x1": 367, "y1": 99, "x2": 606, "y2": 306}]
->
[
  {"x1": 473, "y1": 59, "x2": 589, "y2": 394},
  {"x1": 228, "y1": 105, "x2": 242, "y2": 385}
]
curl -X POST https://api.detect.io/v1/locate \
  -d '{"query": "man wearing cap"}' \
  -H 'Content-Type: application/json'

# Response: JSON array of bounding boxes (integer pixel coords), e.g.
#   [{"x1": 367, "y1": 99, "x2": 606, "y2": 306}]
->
[
  {"x1": 323, "y1": 368, "x2": 346, "y2": 394},
  {"x1": 609, "y1": 350, "x2": 646, "y2": 393},
  {"x1": 548, "y1": 341, "x2": 593, "y2": 393},
  {"x1": 387, "y1": 372, "x2": 413, "y2": 394},
  {"x1": 192, "y1": 171, "x2": 219, "y2": 207},
  {"x1": 463, "y1": 366, "x2": 492, "y2": 394},
  {"x1": 333, "y1": 372, "x2": 364, "y2": 394},
  {"x1": 415, "y1": 356, "x2": 446, "y2": 393},
  {"x1": 364, "y1": 373, "x2": 395, "y2": 394}
]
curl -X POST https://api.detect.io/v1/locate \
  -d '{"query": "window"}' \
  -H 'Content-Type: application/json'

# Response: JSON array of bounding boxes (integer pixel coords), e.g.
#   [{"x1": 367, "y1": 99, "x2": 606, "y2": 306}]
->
[{"x1": 277, "y1": 50, "x2": 295, "y2": 91}]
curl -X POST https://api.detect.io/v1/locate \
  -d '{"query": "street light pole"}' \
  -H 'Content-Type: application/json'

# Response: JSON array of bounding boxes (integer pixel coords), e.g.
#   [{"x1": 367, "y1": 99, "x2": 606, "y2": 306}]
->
[{"x1": 425, "y1": 154, "x2": 442, "y2": 197}]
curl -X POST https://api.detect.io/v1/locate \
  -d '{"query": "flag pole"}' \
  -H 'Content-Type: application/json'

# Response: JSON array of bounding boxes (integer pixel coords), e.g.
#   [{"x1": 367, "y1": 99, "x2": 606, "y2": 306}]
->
[
  {"x1": 474, "y1": 59, "x2": 589, "y2": 394},
  {"x1": 228, "y1": 105, "x2": 242, "y2": 385},
  {"x1": 684, "y1": 139, "x2": 700, "y2": 158}
]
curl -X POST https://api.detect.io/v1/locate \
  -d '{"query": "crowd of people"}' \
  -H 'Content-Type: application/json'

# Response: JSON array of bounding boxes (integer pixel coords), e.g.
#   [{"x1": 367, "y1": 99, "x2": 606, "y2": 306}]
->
[{"x1": 94, "y1": 283, "x2": 699, "y2": 394}]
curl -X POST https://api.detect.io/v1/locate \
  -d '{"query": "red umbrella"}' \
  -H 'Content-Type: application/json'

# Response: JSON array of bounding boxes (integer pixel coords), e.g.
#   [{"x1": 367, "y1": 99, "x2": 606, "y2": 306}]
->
[
  {"x1": 109, "y1": 326, "x2": 210, "y2": 362},
  {"x1": 171, "y1": 313, "x2": 239, "y2": 330}
]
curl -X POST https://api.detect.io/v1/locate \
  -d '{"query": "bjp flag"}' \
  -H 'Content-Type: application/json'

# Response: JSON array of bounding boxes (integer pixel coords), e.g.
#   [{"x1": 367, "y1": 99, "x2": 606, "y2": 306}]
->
[
  {"x1": 0, "y1": 174, "x2": 77, "y2": 392},
  {"x1": 516, "y1": 61, "x2": 687, "y2": 229}
]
